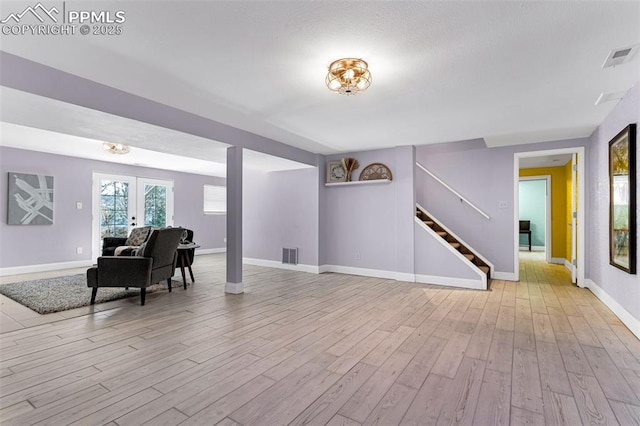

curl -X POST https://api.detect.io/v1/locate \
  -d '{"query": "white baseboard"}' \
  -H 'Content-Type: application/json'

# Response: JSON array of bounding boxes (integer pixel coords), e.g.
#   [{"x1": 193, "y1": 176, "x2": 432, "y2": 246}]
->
[
  {"x1": 549, "y1": 257, "x2": 573, "y2": 273},
  {"x1": 319, "y1": 264, "x2": 415, "y2": 282},
  {"x1": 585, "y1": 278, "x2": 640, "y2": 339},
  {"x1": 415, "y1": 274, "x2": 485, "y2": 290},
  {"x1": 520, "y1": 245, "x2": 545, "y2": 252},
  {"x1": 197, "y1": 248, "x2": 226, "y2": 255},
  {"x1": 0, "y1": 260, "x2": 94, "y2": 277},
  {"x1": 492, "y1": 271, "x2": 518, "y2": 281},
  {"x1": 243, "y1": 257, "x2": 320, "y2": 274},
  {"x1": 0, "y1": 248, "x2": 226, "y2": 277},
  {"x1": 225, "y1": 281, "x2": 244, "y2": 294}
]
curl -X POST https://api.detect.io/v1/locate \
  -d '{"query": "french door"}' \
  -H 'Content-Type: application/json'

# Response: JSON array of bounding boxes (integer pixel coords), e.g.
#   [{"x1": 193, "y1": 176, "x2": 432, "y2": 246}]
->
[{"x1": 92, "y1": 173, "x2": 174, "y2": 259}]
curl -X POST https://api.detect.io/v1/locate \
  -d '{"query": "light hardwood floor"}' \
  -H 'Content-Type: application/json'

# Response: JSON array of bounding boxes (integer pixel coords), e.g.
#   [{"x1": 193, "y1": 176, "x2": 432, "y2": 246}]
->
[{"x1": 1, "y1": 252, "x2": 639, "y2": 425}]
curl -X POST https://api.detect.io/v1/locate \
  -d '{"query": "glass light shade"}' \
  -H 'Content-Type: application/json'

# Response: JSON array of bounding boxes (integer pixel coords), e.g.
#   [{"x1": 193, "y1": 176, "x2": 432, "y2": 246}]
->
[
  {"x1": 326, "y1": 58, "x2": 372, "y2": 95},
  {"x1": 103, "y1": 142, "x2": 130, "y2": 154}
]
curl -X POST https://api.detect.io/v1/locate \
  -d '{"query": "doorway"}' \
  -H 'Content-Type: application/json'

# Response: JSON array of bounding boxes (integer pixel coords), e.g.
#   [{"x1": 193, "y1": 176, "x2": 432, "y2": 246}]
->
[
  {"x1": 514, "y1": 147, "x2": 585, "y2": 287},
  {"x1": 519, "y1": 176, "x2": 551, "y2": 262},
  {"x1": 92, "y1": 173, "x2": 174, "y2": 259}
]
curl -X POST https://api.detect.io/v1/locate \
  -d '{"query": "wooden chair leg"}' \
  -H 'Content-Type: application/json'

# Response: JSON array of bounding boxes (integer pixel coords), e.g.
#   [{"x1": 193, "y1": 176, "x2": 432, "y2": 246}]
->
[
  {"x1": 167, "y1": 278, "x2": 172, "y2": 292},
  {"x1": 90, "y1": 287, "x2": 97, "y2": 305},
  {"x1": 140, "y1": 288, "x2": 146, "y2": 306}
]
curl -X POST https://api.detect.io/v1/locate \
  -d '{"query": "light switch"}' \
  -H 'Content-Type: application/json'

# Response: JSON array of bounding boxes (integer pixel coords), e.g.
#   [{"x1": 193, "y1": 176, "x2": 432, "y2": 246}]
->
[
  {"x1": 499, "y1": 200, "x2": 508, "y2": 209},
  {"x1": 76, "y1": 202, "x2": 83, "y2": 210}
]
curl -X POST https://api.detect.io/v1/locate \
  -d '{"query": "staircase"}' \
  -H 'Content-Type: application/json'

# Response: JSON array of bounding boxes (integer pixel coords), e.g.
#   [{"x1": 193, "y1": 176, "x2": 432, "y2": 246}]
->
[{"x1": 416, "y1": 207, "x2": 491, "y2": 281}]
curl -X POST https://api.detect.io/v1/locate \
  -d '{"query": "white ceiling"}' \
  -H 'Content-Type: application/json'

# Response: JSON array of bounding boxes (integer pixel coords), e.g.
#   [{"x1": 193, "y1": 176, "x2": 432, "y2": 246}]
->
[
  {"x1": 0, "y1": 1, "x2": 639, "y2": 164},
  {"x1": 520, "y1": 154, "x2": 572, "y2": 169}
]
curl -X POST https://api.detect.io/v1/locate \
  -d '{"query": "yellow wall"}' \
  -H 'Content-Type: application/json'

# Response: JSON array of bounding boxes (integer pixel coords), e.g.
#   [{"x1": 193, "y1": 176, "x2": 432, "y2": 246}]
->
[
  {"x1": 519, "y1": 166, "x2": 570, "y2": 260},
  {"x1": 565, "y1": 160, "x2": 572, "y2": 263}
]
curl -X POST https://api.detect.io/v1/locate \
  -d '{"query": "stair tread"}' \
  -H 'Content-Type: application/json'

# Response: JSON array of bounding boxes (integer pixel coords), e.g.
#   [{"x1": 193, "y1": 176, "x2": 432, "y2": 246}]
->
[
  {"x1": 463, "y1": 254, "x2": 474, "y2": 260},
  {"x1": 479, "y1": 266, "x2": 490, "y2": 274},
  {"x1": 449, "y1": 242, "x2": 461, "y2": 248},
  {"x1": 437, "y1": 231, "x2": 447, "y2": 237}
]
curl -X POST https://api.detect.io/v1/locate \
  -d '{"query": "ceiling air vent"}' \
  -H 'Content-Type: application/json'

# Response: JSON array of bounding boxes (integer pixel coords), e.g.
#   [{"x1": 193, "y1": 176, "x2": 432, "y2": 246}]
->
[
  {"x1": 595, "y1": 90, "x2": 626, "y2": 106},
  {"x1": 602, "y1": 44, "x2": 639, "y2": 68}
]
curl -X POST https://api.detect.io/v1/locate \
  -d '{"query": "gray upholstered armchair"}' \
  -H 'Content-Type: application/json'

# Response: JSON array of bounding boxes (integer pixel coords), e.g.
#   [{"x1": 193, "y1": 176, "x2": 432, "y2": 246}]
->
[{"x1": 86, "y1": 227, "x2": 184, "y2": 306}]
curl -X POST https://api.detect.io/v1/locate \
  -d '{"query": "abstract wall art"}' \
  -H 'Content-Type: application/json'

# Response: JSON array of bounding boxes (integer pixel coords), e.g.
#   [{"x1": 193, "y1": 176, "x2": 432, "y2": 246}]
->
[{"x1": 7, "y1": 172, "x2": 54, "y2": 225}]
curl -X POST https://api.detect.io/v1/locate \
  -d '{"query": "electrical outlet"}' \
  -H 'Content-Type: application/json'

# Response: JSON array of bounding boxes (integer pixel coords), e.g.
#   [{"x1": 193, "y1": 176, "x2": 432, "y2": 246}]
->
[
  {"x1": 223, "y1": 237, "x2": 227, "y2": 243},
  {"x1": 355, "y1": 251, "x2": 361, "y2": 260},
  {"x1": 76, "y1": 202, "x2": 83, "y2": 209},
  {"x1": 499, "y1": 200, "x2": 508, "y2": 209},
  {"x1": 76, "y1": 247, "x2": 83, "y2": 254}
]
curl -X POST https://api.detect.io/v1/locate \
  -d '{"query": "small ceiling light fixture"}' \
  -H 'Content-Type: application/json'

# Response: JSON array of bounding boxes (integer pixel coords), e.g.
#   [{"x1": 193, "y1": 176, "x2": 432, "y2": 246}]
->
[
  {"x1": 326, "y1": 58, "x2": 372, "y2": 95},
  {"x1": 102, "y1": 142, "x2": 130, "y2": 155}
]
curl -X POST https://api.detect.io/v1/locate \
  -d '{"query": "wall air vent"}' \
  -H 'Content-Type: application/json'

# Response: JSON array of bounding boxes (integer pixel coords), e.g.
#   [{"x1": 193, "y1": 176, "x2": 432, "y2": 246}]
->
[
  {"x1": 282, "y1": 247, "x2": 298, "y2": 265},
  {"x1": 602, "y1": 44, "x2": 639, "y2": 68}
]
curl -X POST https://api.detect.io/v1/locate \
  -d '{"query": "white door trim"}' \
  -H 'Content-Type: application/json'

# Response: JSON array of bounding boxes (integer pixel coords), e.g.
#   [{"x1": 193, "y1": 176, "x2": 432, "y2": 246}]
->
[{"x1": 514, "y1": 146, "x2": 585, "y2": 287}]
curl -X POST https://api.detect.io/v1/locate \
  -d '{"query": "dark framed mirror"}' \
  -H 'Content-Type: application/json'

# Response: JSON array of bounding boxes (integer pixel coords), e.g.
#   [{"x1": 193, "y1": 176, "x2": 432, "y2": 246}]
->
[{"x1": 609, "y1": 123, "x2": 637, "y2": 273}]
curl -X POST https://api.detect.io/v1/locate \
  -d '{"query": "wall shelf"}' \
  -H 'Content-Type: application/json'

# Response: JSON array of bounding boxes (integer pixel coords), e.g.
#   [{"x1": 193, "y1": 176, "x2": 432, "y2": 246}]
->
[{"x1": 325, "y1": 179, "x2": 392, "y2": 187}]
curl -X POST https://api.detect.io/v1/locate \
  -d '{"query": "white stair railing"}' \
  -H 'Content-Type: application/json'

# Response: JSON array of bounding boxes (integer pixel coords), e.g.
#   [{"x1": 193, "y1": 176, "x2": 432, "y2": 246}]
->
[{"x1": 416, "y1": 161, "x2": 490, "y2": 220}]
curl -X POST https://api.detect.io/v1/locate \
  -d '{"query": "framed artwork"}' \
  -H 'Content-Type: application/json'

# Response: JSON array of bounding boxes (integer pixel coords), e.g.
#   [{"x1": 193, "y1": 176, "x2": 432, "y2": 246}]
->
[
  {"x1": 609, "y1": 124, "x2": 636, "y2": 273},
  {"x1": 7, "y1": 172, "x2": 54, "y2": 225},
  {"x1": 326, "y1": 160, "x2": 347, "y2": 183}
]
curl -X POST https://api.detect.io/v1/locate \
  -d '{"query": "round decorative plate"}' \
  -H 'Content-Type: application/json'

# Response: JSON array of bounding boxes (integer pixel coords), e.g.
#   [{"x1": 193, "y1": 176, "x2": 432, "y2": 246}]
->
[{"x1": 359, "y1": 163, "x2": 393, "y2": 181}]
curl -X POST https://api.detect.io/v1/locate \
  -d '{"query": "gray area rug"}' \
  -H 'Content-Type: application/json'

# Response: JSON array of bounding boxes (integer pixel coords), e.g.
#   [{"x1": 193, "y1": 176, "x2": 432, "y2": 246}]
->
[{"x1": 0, "y1": 274, "x2": 179, "y2": 314}]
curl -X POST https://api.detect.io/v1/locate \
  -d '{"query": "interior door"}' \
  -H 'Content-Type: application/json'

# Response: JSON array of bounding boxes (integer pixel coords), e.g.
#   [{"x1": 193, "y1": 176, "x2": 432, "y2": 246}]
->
[
  {"x1": 571, "y1": 153, "x2": 578, "y2": 283},
  {"x1": 93, "y1": 173, "x2": 174, "y2": 259}
]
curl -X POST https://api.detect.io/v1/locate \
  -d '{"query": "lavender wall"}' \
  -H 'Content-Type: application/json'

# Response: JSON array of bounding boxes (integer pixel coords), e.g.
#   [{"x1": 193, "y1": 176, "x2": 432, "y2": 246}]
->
[
  {"x1": 416, "y1": 137, "x2": 587, "y2": 274},
  {"x1": 0, "y1": 147, "x2": 226, "y2": 269},
  {"x1": 243, "y1": 167, "x2": 319, "y2": 266},
  {"x1": 586, "y1": 83, "x2": 640, "y2": 322},
  {"x1": 414, "y1": 222, "x2": 480, "y2": 280},
  {"x1": 321, "y1": 147, "x2": 413, "y2": 274}
]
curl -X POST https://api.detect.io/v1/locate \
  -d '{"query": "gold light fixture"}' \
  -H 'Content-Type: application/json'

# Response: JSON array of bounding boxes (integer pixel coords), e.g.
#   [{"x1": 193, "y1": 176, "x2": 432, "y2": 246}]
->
[
  {"x1": 102, "y1": 142, "x2": 130, "y2": 155},
  {"x1": 326, "y1": 58, "x2": 372, "y2": 95}
]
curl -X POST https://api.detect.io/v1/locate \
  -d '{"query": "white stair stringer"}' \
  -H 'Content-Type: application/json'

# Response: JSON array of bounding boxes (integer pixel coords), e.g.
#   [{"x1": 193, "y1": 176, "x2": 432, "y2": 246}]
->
[{"x1": 417, "y1": 204, "x2": 494, "y2": 277}]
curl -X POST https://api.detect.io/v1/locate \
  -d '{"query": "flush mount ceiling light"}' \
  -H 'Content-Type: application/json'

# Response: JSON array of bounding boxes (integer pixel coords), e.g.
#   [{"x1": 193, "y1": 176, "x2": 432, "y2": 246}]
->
[
  {"x1": 102, "y1": 142, "x2": 130, "y2": 155},
  {"x1": 326, "y1": 58, "x2": 372, "y2": 95}
]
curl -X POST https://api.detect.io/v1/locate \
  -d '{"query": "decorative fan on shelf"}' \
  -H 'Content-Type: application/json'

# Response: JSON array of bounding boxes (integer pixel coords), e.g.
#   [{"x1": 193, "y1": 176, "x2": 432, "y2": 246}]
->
[
  {"x1": 359, "y1": 163, "x2": 393, "y2": 181},
  {"x1": 341, "y1": 157, "x2": 359, "y2": 182}
]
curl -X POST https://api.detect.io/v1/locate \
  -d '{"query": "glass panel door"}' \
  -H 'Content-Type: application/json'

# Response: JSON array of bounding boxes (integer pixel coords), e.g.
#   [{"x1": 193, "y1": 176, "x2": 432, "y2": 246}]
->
[
  {"x1": 92, "y1": 173, "x2": 174, "y2": 260},
  {"x1": 137, "y1": 178, "x2": 174, "y2": 228},
  {"x1": 101, "y1": 178, "x2": 136, "y2": 238}
]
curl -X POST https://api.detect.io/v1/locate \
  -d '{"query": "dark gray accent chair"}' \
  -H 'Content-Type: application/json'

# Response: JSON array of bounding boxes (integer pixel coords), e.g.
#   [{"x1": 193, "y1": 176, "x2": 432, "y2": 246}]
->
[{"x1": 87, "y1": 227, "x2": 184, "y2": 306}]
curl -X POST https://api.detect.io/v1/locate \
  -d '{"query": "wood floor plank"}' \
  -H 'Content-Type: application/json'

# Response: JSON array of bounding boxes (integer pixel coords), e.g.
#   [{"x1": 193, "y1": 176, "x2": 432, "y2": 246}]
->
[
  {"x1": 511, "y1": 348, "x2": 543, "y2": 414},
  {"x1": 510, "y1": 406, "x2": 545, "y2": 426},
  {"x1": 555, "y1": 331, "x2": 595, "y2": 376},
  {"x1": 0, "y1": 253, "x2": 637, "y2": 426},
  {"x1": 400, "y1": 374, "x2": 452, "y2": 426},
  {"x1": 537, "y1": 340, "x2": 572, "y2": 395},
  {"x1": 396, "y1": 336, "x2": 447, "y2": 389},
  {"x1": 178, "y1": 375, "x2": 276, "y2": 426},
  {"x1": 609, "y1": 400, "x2": 640, "y2": 425},
  {"x1": 473, "y1": 368, "x2": 510, "y2": 426},
  {"x1": 362, "y1": 383, "x2": 417, "y2": 426},
  {"x1": 435, "y1": 357, "x2": 486, "y2": 426},
  {"x1": 486, "y1": 329, "x2": 514, "y2": 374},
  {"x1": 582, "y1": 345, "x2": 640, "y2": 405},
  {"x1": 326, "y1": 414, "x2": 362, "y2": 426},
  {"x1": 568, "y1": 372, "x2": 620, "y2": 425},
  {"x1": 542, "y1": 390, "x2": 583, "y2": 425},
  {"x1": 290, "y1": 363, "x2": 377, "y2": 426},
  {"x1": 338, "y1": 351, "x2": 413, "y2": 423},
  {"x1": 430, "y1": 331, "x2": 471, "y2": 379}
]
